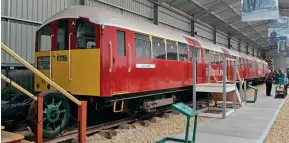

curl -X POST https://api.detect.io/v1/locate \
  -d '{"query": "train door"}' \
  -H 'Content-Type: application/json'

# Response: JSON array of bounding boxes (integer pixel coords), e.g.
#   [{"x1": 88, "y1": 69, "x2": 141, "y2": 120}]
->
[
  {"x1": 111, "y1": 29, "x2": 130, "y2": 95},
  {"x1": 238, "y1": 57, "x2": 243, "y2": 78},
  {"x1": 51, "y1": 19, "x2": 71, "y2": 90},
  {"x1": 35, "y1": 23, "x2": 55, "y2": 92}
]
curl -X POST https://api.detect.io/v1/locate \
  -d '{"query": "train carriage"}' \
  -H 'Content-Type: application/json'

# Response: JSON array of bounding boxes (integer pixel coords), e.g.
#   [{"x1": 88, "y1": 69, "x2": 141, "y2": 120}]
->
[{"x1": 30, "y1": 5, "x2": 268, "y2": 138}]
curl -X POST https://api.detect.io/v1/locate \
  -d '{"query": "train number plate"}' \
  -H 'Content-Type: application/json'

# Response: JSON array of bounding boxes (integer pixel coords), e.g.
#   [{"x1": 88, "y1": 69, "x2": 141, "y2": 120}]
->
[{"x1": 57, "y1": 55, "x2": 67, "y2": 61}]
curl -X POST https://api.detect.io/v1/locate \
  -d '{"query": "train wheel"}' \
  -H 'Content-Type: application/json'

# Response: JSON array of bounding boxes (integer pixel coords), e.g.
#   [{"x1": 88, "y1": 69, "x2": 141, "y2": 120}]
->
[{"x1": 28, "y1": 91, "x2": 71, "y2": 138}]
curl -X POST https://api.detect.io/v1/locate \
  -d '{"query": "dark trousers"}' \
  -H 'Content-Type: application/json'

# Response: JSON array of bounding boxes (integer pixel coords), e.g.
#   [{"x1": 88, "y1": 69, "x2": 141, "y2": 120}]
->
[{"x1": 266, "y1": 82, "x2": 272, "y2": 96}]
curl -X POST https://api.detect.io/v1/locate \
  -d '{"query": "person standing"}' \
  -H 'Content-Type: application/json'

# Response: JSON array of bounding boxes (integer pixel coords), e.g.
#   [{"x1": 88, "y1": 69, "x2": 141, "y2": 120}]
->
[{"x1": 265, "y1": 71, "x2": 273, "y2": 96}]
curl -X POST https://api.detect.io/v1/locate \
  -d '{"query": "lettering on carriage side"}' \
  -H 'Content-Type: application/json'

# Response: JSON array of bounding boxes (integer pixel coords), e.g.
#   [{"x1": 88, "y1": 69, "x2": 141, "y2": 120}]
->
[
  {"x1": 57, "y1": 55, "x2": 67, "y2": 61},
  {"x1": 206, "y1": 68, "x2": 223, "y2": 76},
  {"x1": 136, "y1": 64, "x2": 156, "y2": 68}
]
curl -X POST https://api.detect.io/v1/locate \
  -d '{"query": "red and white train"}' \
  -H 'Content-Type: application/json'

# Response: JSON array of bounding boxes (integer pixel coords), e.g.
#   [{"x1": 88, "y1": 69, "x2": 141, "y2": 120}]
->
[{"x1": 32, "y1": 6, "x2": 268, "y2": 137}]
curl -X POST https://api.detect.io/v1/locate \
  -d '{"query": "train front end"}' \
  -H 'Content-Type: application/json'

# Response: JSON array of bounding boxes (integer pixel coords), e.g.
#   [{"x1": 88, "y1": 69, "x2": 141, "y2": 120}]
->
[
  {"x1": 32, "y1": 17, "x2": 103, "y2": 138},
  {"x1": 34, "y1": 18, "x2": 101, "y2": 96}
]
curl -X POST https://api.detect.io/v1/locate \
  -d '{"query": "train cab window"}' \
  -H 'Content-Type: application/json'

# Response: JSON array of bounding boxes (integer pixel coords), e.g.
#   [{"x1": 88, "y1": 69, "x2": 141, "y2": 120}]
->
[
  {"x1": 178, "y1": 42, "x2": 188, "y2": 61},
  {"x1": 134, "y1": 33, "x2": 151, "y2": 58},
  {"x1": 152, "y1": 37, "x2": 165, "y2": 59},
  {"x1": 117, "y1": 30, "x2": 126, "y2": 56},
  {"x1": 166, "y1": 40, "x2": 177, "y2": 60},
  {"x1": 38, "y1": 25, "x2": 51, "y2": 51},
  {"x1": 76, "y1": 22, "x2": 96, "y2": 49},
  {"x1": 57, "y1": 20, "x2": 69, "y2": 50}
]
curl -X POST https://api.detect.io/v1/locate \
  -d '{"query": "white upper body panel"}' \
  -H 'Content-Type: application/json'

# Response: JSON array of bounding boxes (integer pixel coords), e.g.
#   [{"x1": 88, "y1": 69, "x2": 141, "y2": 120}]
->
[{"x1": 40, "y1": 5, "x2": 261, "y2": 62}]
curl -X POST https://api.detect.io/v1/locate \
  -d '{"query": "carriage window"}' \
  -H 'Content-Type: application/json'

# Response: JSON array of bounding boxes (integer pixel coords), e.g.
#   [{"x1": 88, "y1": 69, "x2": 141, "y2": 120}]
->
[
  {"x1": 204, "y1": 49, "x2": 210, "y2": 63},
  {"x1": 232, "y1": 56, "x2": 236, "y2": 66},
  {"x1": 76, "y1": 22, "x2": 96, "y2": 49},
  {"x1": 117, "y1": 30, "x2": 126, "y2": 56},
  {"x1": 248, "y1": 60, "x2": 253, "y2": 68},
  {"x1": 57, "y1": 20, "x2": 69, "y2": 50},
  {"x1": 38, "y1": 25, "x2": 51, "y2": 51},
  {"x1": 211, "y1": 51, "x2": 219, "y2": 64},
  {"x1": 189, "y1": 46, "x2": 201, "y2": 63},
  {"x1": 236, "y1": 57, "x2": 240, "y2": 66},
  {"x1": 134, "y1": 33, "x2": 151, "y2": 58},
  {"x1": 166, "y1": 40, "x2": 177, "y2": 60},
  {"x1": 239, "y1": 58, "x2": 243, "y2": 67},
  {"x1": 152, "y1": 37, "x2": 165, "y2": 59},
  {"x1": 178, "y1": 42, "x2": 188, "y2": 61}
]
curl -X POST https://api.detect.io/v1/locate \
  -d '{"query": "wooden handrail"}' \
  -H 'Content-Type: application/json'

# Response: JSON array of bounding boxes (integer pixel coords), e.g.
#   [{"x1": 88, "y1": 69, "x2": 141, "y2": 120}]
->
[
  {"x1": 1, "y1": 74, "x2": 37, "y2": 101},
  {"x1": 1, "y1": 43, "x2": 81, "y2": 106}
]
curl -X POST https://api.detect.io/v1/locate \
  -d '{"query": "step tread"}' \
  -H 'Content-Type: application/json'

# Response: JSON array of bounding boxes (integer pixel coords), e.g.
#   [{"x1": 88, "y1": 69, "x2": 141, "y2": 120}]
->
[{"x1": 1, "y1": 131, "x2": 24, "y2": 143}]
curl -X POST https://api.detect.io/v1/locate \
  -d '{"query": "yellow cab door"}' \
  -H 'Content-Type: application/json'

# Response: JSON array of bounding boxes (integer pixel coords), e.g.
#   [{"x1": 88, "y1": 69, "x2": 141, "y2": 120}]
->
[
  {"x1": 51, "y1": 19, "x2": 71, "y2": 91},
  {"x1": 34, "y1": 23, "x2": 54, "y2": 92}
]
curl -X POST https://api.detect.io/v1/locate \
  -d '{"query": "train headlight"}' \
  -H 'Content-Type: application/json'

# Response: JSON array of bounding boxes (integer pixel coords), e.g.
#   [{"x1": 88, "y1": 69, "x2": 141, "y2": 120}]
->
[{"x1": 37, "y1": 56, "x2": 50, "y2": 69}]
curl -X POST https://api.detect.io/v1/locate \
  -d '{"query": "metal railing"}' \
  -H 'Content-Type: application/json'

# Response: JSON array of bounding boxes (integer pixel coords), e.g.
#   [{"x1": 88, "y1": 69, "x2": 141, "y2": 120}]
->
[{"x1": 1, "y1": 74, "x2": 37, "y2": 101}]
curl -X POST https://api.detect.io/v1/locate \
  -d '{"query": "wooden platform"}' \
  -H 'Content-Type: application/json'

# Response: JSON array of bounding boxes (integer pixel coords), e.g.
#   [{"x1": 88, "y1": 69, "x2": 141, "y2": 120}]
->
[
  {"x1": 195, "y1": 83, "x2": 236, "y2": 93},
  {"x1": 1, "y1": 131, "x2": 24, "y2": 143}
]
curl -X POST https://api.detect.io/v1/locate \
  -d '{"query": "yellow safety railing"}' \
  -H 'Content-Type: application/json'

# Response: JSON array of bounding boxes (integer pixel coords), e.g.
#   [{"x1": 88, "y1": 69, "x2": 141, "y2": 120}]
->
[
  {"x1": 1, "y1": 74, "x2": 37, "y2": 101},
  {"x1": 1, "y1": 43, "x2": 81, "y2": 106}
]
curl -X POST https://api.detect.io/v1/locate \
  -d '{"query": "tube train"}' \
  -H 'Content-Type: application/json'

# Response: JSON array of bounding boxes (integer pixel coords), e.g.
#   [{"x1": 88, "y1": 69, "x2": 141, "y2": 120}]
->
[{"x1": 31, "y1": 6, "x2": 268, "y2": 138}]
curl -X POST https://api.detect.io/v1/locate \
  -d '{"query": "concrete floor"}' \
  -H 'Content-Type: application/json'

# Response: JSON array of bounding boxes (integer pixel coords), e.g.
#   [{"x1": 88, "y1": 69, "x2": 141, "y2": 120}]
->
[{"x1": 166, "y1": 87, "x2": 286, "y2": 143}]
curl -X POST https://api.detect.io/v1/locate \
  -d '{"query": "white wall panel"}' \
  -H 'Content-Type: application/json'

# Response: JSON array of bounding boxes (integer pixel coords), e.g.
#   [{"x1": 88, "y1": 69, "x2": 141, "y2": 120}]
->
[
  {"x1": 231, "y1": 39, "x2": 238, "y2": 51},
  {"x1": 1, "y1": 21, "x2": 37, "y2": 64},
  {"x1": 159, "y1": 7, "x2": 190, "y2": 32},
  {"x1": 248, "y1": 47, "x2": 253, "y2": 56},
  {"x1": 272, "y1": 57, "x2": 289, "y2": 70},
  {"x1": 86, "y1": 0, "x2": 153, "y2": 21},
  {"x1": 195, "y1": 22, "x2": 213, "y2": 41},
  {"x1": 9, "y1": 0, "x2": 71, "y2": 22},
  {"x1": 216, "y1": 33, "x2": 227, "y2": 47},
  {"x1": 241, "y1": 44, "x2": 247, "y2": 53}
]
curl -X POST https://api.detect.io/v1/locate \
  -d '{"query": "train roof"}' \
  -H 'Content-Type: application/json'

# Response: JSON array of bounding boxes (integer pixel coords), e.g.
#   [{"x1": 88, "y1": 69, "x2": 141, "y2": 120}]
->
[{"x1": 41, "y1": 5, "x2": 262, "y2": 62}]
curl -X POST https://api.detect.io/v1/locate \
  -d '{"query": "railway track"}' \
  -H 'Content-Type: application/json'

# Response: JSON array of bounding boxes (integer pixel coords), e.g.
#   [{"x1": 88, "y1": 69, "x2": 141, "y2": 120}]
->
[
  {"x1": 43, "y1": 109, "x2": 174, "y2": 143},
  {"x1": 43, "y1": 117, "x2": 137, "y2": 143},
  {"x1": 42, "y1": 100, "x2": 207, "y2": 143}
]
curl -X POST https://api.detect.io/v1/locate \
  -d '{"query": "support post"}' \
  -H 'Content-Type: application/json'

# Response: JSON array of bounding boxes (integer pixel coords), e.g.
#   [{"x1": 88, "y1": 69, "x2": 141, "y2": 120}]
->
[
  {"x1": 193, "y1": 48, "x2": 197, "y2": 110},
  {"x1": 244, "y1": 81, "x2": 247, "y2": 105},
  {"x1": 222, "y1": 56, "x2": 227, "y2": 119},
  {"x1": 191, "y1": 15, "x2": 195, "y2": 37},
  {"x1": 213, "y1": 27, "x2": 217, "y2": 44},
  {"x1": 192, "y1": 115, "x2": 198, "y2": 142},
  {"x1": 246, "y1": 43, "x2": 249, "y2": 55},
  {"x1": 153, "y1": 0, "x2": 159, "y2": 25},
  {"x1": 228, "y1": 35, "x2": 231, "y2": 49},
  {"x1": 184, "y1": 116, "x2": 190, "y2": 143},
  {"x1": 238, "y1": 41, "x2": 241, "y2": 52},
  {"x1": 36, "y1": 96, "x2": 43, "y2": 143},
  {"x1": 78, "y1": 101, "x2": 87, "y2": 143},
  {"x1": 207, "y1": 61, "x2": 211, "y2": 83},
  {"x1": 233, "y1": 60, "x2": 237, "y2": 110},
  {"x1": 252, "y1": 47, "x2": 255, "y2": 57}
]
